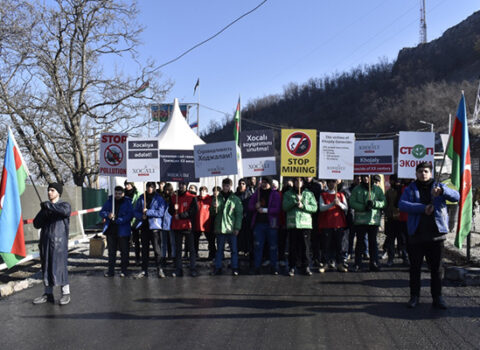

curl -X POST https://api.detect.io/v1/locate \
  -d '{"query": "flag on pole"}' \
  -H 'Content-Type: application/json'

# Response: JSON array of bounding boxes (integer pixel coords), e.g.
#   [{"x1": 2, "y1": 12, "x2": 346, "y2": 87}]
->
[
  {"x1": 233, "y1": 97, "x2": 241, "y2": 144},
  {"x1": 0, "y1": 128, "x2": 29, "y2": 268},
  {"x1": 135, "y1": 81, "x2": 149, "y2": 94},
  {"x1": 193, "y1": 78, "x2": 200, "y2": 95},
  {"x1": 447, "y1": 93, "x2": 472, "y2": 249},
  {"x1": 189, "y1": 121, "x2": 198, "y2": 128}
]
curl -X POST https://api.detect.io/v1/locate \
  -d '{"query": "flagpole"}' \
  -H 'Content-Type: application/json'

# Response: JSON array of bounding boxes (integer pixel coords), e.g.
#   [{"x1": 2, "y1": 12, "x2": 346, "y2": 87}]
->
[
  {"x1": 435, "y1": 129, "x2": 453, "y2": 184},
  {"x1": 197, "y1": 89, "x2": 200, "y2": 136},
  {"x1": 28, "y1": 174, "x2": 42, "y2": 203},
  {"x1": 435, "y1": 90, "x2": 465, "y2": 184}
]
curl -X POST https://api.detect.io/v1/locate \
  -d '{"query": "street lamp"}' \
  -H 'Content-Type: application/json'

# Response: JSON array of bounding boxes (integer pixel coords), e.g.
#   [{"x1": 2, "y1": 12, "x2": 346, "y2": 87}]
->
[{"x1": 419, "y1": 120, "x2": 434, "y2": 132}]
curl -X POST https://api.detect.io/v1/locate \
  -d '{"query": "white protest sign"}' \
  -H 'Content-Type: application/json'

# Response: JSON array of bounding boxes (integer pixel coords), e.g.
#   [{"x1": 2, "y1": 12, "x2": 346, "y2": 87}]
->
[
  {"x1": 354, "y1": 140, "x2": 394, "y2": 174},
  {"x1": 99, "y1": 133, "x2": 127, "y2": 176},
  {"x1": 318, "y1": 132, "x2": 355, "y2": 180},
  {"x1": 398, "y1": 131, "x2": 435, "y2": 179},
  {"x1": 194, "y1": 141, "x2": 238, "y2": 178},
  {"x1": 126, "y1": 138, "x2": 160, "y2": 182}
]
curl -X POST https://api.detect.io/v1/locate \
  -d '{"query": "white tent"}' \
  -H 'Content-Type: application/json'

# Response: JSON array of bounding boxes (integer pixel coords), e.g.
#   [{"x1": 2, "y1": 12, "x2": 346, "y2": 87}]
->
[
  {"x1": 157, "y1": 98, "x2": 204, "y2": 149},
  {"x1": 157, "y1": 98, "x2": 223, "y2": 191}
]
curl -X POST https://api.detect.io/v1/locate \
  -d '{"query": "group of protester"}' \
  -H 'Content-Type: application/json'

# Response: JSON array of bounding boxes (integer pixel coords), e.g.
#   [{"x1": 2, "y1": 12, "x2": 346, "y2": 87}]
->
[{"x1": 31, "y1": 161, "x2": 459, "y2": 310}]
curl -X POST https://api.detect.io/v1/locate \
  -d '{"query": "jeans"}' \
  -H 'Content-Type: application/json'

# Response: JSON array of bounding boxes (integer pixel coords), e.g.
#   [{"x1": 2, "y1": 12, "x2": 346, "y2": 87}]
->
[
  {"x1": 253, "y1": 223, "x2": 278, "y2": 269},
  {"x1": 174, "y1": 230, "x2": 196, "y2": 273},
  {"x1": 354, "y1": 225, "x2": 379, "y2": 267},
  {"x1": 161, "y1": 230, "x2": 175, "y2": 260},
  {"x1": 408, "y1": 240, "x2": 444, "y2": 298},
  {"x1": 322, "y1": 228, "x2": 347, "y2": 265},
  {"x1": 215, "y1": 234, "x2": 238, "y2": 270},
  {"x1": 288, "y1": 229, "x2": 311, "y2": 269},
  {"x1": 140, "y1": 228, "x2": 162, "y2": 272},
  {"x1": 45, "y1": 284, "x2": 70, "y2": 295},
  {"x1": 106, "y1": 234, "x2": 130, "y2": 274}
]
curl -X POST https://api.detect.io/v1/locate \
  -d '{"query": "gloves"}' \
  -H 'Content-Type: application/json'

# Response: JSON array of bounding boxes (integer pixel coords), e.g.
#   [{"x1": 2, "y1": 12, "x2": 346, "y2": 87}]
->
[
  {"x1": 40, "y1": 201, "x2": 48, "y2": 210},
  {"x1": 366, "y1": 200, "x2": 373, "y2": 211}
]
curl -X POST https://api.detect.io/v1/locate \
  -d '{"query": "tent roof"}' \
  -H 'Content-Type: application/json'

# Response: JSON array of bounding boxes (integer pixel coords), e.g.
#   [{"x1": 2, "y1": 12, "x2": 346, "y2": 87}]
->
[{"x1": 157, "y1": 98, "x2": 205, "y2": 150}]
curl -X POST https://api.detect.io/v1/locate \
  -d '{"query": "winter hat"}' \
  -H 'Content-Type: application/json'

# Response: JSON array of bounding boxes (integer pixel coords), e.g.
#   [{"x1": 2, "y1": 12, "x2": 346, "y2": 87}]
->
[
  {"x1": 48, "y1": 182, "x2": 63, "y2": 196},
  {"x1": 146, "y1": 182, "x2": 156, "y2": 188}
]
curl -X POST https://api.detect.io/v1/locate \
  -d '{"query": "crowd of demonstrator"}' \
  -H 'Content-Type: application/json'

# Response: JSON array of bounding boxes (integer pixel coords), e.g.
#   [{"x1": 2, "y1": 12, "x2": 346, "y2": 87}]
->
[{"x1": 97, "y1": 162, "x2": 458, "y2": 309}]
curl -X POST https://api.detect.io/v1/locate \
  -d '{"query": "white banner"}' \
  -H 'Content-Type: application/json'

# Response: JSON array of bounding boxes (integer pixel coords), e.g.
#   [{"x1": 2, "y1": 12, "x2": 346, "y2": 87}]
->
[
  {"x1": 318, "y1": 132, "x2": 355, "y2": 180},
  {"x1": 354, "y1": 140, "x2": 394, "y2": 174},
  {"x1": 194, "y1": 141, "x2": 239, "y2": 178},
  {"x1": 126, "y1": 138, "x2": 160, "y2": 182},
  {"x1": 99, "y1": 133, "x2": 127, "y2": 176},
  {"x1": 398, "y1": 131, "x2": 435, "y2": 179}
]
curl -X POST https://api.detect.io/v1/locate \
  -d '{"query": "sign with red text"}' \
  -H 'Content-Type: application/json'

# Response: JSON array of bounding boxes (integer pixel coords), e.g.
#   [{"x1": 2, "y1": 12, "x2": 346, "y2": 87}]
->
[
  {"x1": 99, "y1": 133, "x2": 127, "y2": 176},
  {"x1": 398, "y1": 131, "x2": 435, "y2": 179}
]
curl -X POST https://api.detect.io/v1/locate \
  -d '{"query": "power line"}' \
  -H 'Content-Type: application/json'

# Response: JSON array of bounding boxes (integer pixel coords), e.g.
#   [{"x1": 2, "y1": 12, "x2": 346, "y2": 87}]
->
[{"x1": 148, "y1": 0, "x2": 268, "y2": 74}]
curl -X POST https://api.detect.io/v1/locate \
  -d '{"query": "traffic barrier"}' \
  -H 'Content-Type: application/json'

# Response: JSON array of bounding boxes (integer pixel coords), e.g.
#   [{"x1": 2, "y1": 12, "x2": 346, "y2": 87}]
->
[{"x1": 0, "y1": 206, "x2": 102, "y2": 271}]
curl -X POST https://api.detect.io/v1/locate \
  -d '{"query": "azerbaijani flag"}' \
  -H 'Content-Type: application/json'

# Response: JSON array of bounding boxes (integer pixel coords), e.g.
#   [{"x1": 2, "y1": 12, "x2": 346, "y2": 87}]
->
[
  {"x1": 0, "y1": 128, "x2": 29, "y2": 268},
  {"x1": 447, "y1": 93, "x2": 472, "y2": 249},
  {"x1": 233, "y1": 97, "x2": 240, "y2": 144}
]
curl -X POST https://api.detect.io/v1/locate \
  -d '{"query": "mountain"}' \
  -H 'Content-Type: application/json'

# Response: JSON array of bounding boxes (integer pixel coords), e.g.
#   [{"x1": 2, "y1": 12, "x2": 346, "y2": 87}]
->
[{"x1": 202, "y1": 10, "x2": 480, "y2": 143}]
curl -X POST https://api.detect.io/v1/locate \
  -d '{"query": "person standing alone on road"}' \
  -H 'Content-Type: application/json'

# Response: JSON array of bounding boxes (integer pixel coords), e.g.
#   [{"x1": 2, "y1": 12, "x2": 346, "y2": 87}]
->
[
  {"x1": 399, "y1": 162, "x2": 459, "y2": 309},
  {"x1": 33, "y1": 183, "x2": 72, "y2": 305}
]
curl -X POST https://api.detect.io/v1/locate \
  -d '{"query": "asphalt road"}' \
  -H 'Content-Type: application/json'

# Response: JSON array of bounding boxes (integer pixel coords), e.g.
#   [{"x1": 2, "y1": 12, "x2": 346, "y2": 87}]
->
[{"x1": 1, "y1": 262, "x2": 479, "y2": 350}]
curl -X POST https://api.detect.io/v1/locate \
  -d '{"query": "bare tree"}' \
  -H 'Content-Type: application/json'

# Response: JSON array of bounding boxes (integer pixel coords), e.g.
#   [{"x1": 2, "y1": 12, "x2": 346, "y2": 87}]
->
[{"x1": 0, "y1": 0, "x2": 171, "y2": 187}]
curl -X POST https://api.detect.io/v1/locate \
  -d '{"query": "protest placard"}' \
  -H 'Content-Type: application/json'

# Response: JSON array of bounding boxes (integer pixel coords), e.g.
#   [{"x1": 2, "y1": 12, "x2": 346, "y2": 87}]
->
[
  {"x1": 240, "y1": 130, "x2": 276, "y2": 177},
  {"x1": 354, "y1": 140, "x2": 394, "y2": 174},
  {"x1": 126, "y1": 138, "x2": 160, "y2": 182},
  {"x1": 398, "y1": 131, "x2": 435, "y2": 179},
  {"x1": 99, "y1": 133, "x2": 127, "y2": 176},
  {"x1": 318, "y1": 132, "x2": 355, "y2": 180},
  {"x1": 159, "y1": 150, "x2": 198, "y2": 182},
  {"x1": 280, "y1": 129, "x2": 317, "y2": 177},
  {"x1": 194, "y1": 141, "x2": 238, "y2": 178}
]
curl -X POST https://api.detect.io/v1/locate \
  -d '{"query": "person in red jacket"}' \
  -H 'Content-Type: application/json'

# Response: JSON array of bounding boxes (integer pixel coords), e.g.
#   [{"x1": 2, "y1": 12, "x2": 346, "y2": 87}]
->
[
  {"x1": 195, "y1": 186, "x2": 215, "y2": 260},
  {"x1": 169, "y1": 181, "x2": 198, "y2": 277},
  {"x1": 318, "y1": 179, "x2": 349, "y2": 272}
]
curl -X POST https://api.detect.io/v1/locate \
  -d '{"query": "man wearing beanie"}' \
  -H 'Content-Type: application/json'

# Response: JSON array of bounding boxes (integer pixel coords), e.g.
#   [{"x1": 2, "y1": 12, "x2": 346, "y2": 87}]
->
[{"x1": 33, "y1": 183, "x2": 72, "y2": 305}]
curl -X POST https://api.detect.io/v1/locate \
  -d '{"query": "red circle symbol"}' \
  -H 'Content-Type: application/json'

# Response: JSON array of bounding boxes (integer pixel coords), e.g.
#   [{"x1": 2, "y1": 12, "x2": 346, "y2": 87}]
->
[
  {"x1": 104, "y1": 144, "x2": 124, "y2": 166},
  {"x1": 286, "y1": 132, "x2": 311, "y2": 157}
]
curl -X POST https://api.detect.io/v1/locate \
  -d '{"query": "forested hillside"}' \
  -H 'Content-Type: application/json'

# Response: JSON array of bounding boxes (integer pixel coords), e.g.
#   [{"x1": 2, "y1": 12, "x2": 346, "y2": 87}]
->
[{"x1": 202, "y1": 10, "x2": 480, "y2": 142}]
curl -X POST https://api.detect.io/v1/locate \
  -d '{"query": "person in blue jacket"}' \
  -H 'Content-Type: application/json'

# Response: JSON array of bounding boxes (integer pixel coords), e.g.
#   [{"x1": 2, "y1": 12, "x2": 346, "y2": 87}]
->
[
  {"x1": 399, "y1": 162, "x2": 459, "y2": 310},
  {"x1": 134, "y1": 182, "x2": 167, "y2": 278},
  {"x1": 99, "y1": 185, "x2": 134, "y2": 277}
]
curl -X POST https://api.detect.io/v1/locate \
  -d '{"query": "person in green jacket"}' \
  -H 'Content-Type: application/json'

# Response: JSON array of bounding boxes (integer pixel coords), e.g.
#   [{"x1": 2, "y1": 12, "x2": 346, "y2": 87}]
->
[
  {"x1": 211, "y1": 178, "x2": 243, "y2": 276},
  {"x1": 349, "y1": 175, "x2": 385, "y2": 272},
  {"x1": 282, "y1": 177, "x2": 318, "y2": 276}
]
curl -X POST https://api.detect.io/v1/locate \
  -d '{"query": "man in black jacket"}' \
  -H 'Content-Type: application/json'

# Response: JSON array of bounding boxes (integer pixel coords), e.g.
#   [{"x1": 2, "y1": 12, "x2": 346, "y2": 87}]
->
[{"x1": 33, "y1": 183, "x2": 72, "y2": 306}]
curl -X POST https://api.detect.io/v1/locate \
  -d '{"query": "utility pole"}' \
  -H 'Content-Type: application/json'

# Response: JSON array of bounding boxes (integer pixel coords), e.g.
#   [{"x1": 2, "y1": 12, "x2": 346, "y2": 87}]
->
[{"x1": 419, "y1": 0, "x2": 427, "y2": 44}]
